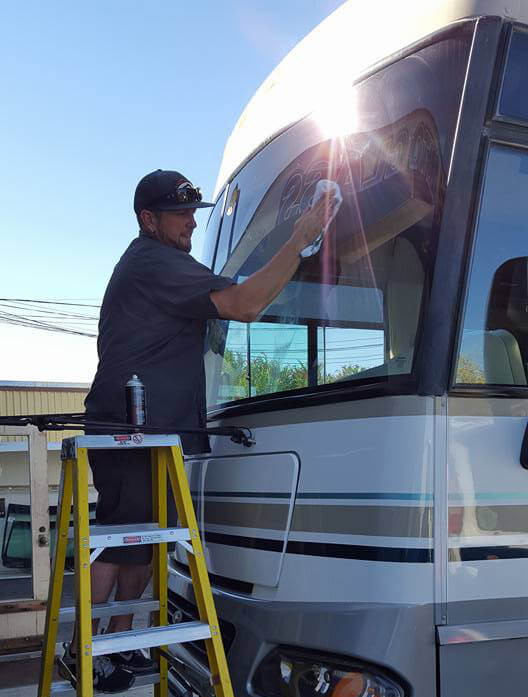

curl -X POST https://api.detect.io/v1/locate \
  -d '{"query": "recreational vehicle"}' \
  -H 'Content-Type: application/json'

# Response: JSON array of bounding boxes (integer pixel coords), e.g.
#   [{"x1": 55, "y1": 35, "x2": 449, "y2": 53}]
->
[{"x1": 168, "y1": 2, "x2": 528, "y2": 695}]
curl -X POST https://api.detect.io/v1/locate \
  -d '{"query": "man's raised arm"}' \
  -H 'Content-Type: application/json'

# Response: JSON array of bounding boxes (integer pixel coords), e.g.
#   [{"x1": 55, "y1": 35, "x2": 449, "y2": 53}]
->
[{"x1": 210, "y1": 194, "x2": 335, "y2": 322}]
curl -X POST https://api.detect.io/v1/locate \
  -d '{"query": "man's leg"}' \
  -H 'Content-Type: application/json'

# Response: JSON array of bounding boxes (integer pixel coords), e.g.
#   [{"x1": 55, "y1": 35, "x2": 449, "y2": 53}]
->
[
  {"x1": 106, "y1": 562, "x2": 152, "y2": 633},
  {"x1": 86, "y1": 447, "x2": 156, "y2": 675},
  {"x1": 91, "y1": 559, "x2": 120, "y2": 635},
  {"x1": 105, "y1": 561, "x2": 157, "y2": 675},
  {"x1": 69, "y1": 559, "x2": 119, "y2": 649},
  {"x1": 61, "y1": 559, "x2": 135, "y2": 692}
]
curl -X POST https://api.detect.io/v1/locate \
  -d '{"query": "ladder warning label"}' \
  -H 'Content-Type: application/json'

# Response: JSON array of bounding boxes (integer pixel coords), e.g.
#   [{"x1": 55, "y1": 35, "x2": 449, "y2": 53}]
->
[
  {"x1": 123, "y1": 534, "x2": 162, "y2": 544},
  {"x1": 114, "y1": 435, "x2": 131, "y2": 443}
]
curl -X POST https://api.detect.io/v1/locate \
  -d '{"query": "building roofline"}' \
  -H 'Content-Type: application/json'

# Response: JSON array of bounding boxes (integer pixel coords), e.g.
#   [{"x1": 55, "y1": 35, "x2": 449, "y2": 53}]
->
[{"x1": 0, "y1": 380, "x2": 90, "y2": 390}]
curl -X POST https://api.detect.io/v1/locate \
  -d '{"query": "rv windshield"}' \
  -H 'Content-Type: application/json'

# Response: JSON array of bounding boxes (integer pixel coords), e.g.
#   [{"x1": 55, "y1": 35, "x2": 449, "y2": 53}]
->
[{"x1": 205, "y1": 34, "x2": 471, "y2": 407}]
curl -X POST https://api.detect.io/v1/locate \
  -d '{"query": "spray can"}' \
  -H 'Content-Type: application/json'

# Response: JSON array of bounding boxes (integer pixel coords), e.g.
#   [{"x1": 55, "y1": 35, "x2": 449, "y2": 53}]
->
[{"x1": 125, "y1": 374, "x2": 146, "y2": 426}]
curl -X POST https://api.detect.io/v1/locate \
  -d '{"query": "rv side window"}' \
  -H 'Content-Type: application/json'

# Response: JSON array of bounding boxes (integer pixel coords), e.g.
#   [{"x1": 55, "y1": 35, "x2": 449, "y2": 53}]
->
[
  {"x1": 205, "y1": 35, "x2": 471, "y2": 408},
  {"x1": 455, "y1": 145, "x2": 528, "y2": 387},
  {"x1": 213, "y1": 185, "x2": 240, "y2": 273},
  {"x1": 202, "y1": 186, "x2": 227, "y2": 270},
  {"x1": 498, "y1": 28, "x2": 528, "y2": 124}
]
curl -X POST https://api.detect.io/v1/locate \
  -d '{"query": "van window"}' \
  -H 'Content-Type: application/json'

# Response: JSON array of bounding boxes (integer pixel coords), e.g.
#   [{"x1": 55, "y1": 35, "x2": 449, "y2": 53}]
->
[
  {"x1": 206, "y1": 35, "x2": 471, "y2": 408},
  {"x1": 455, "y1": 145, "x2": 528, "y2": 386}
]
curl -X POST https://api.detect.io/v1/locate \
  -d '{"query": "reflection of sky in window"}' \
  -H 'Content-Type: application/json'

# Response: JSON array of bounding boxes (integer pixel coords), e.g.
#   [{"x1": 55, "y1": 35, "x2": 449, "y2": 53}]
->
[
  {"x1": 251, "y1": 324, "x2": 307, "y2": 368},
  {"x1": 319, "y1": 327, "x2": 384, "y2": 374},
  {"x1": 463, "y1": 145, "x2": 528, "y2": 333}
]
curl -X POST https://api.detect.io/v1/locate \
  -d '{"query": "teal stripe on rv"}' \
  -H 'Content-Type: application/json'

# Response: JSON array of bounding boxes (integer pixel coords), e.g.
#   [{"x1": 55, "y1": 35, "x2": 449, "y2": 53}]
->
[{"x1": 191, "y1": 491, "x2": 433, "y2": 501}]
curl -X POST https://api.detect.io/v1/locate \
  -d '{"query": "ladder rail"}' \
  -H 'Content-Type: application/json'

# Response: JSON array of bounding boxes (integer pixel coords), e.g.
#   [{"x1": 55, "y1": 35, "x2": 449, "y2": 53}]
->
[
  {"x1": 152, "y1": 447, "x2": 169, "y2": 697},
  {"x1": 38, "y1": 459, "x2": 74, "y2": 697},
  {"x1": 167, "y1": 445, "x2": 234, "y2": 697},
  {"x1": 74, "y1": 448, "x2": 94, "y2": 697}
]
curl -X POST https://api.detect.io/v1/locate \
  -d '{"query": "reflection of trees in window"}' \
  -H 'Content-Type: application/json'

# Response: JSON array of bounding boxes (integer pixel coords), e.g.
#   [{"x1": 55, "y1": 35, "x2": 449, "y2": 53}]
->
[
  {"x1": 220, "y1": 349, "x2": 248, "y2": 400},
  {"x1": 222, "y1": 348, "x2": 363, "y2": 398},
  {"x1": 223, "y1": 349, "x2": 306, "y2": 396},
  {"x1": 456, "y1": 355, "x2": 485, "y2": 384},
  {"x1": 324, "y1": 363, "x2": 363, "y2": 383}
]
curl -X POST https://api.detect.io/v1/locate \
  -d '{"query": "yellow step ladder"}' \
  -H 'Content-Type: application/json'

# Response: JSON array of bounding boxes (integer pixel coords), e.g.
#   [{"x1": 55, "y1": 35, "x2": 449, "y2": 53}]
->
[{"x1": 37, "y1": 433, "x2": 235, "y2": 697}]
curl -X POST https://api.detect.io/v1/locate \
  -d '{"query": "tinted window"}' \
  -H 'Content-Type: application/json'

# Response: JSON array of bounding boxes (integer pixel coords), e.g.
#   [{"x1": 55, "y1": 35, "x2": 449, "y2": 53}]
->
[
  {"x1": 214, "y1": 185, "x2": 240, "y2": 273},
  {"x1": 499, "y1": 29, "x2": 528, "y2": 124},
  {"x1": 206, "y1": 36, "x2": 472, "y2": 408},
  {"x1": 456, "y1": 145, "x2": 528, "y2": 386},
  {"x1": 201, "y1": 187, "x2": 227, "y2": 269}
]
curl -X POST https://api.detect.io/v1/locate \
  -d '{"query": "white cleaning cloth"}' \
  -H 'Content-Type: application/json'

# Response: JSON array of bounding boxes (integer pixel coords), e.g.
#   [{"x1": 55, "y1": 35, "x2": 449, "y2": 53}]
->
[{"x1": 300, "y1": 179, "x2": 343, "y2": 258}]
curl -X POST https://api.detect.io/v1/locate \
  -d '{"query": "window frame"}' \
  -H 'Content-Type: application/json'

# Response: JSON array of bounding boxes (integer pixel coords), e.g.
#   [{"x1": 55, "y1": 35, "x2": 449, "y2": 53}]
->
[{"x1": 448, "y1": 20, "x2": 528, "y2": 398}]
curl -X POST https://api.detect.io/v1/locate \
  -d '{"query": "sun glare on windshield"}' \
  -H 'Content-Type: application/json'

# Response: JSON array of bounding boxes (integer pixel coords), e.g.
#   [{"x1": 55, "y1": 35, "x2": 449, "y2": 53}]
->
[{"x1": 314, "y1": 91, "x2": 358, "y2": 140}]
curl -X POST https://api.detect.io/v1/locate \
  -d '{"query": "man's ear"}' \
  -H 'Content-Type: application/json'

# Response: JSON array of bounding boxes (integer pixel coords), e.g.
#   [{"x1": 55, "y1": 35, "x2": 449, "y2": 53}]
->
[{"x1": 139, "y1": 209, "x2": 157, "y2": 231}]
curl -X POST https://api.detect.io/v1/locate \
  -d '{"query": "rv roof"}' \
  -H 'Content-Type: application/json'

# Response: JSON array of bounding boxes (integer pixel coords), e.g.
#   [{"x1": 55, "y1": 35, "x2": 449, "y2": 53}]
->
[{"x1": 214, "y1": 0, "x2": 525, "y2": 197}]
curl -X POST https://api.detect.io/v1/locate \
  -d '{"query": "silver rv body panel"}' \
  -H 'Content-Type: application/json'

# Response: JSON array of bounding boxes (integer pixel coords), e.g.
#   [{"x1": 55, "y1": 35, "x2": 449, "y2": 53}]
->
[
  {"x1": 168, "y1": 394, "x2": 528, "y2": 695},
  {"x1": 170, "y1": 396, "x2": 438, "y2": 695}
]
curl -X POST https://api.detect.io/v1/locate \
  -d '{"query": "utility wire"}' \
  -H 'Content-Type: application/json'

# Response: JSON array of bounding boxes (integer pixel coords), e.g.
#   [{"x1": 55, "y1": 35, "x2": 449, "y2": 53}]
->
[
  {"x1": 0, "y1": 298, "x2": 101, "y2": 308},
  {"x1": 0, "y1": 298, "x2": 100, "y2": 337}
]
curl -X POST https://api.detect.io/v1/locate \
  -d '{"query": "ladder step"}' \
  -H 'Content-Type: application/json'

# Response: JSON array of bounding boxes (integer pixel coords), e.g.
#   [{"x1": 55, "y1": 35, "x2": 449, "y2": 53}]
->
[
  {"x1": 50, "y1": 672, "x2": 160, "y2": 695},
  {"x1": 67, "y1": 522, "x2": 190, "y2": 548},
  {"x1": 92, "y1": 621, "x2": 212, "y2": 656},
  {"x1": 59, "y1": 598, "x2": 160, "y2": 622}
]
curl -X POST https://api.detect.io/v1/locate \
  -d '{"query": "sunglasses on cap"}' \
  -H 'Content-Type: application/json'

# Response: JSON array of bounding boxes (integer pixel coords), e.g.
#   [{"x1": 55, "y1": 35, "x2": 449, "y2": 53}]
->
[
  {"x1": 169, "y1": 185, "x2": 203, "y2": 204},
  {"x1": 152, "y1": 184, "x2": 203, "y2": 208}
]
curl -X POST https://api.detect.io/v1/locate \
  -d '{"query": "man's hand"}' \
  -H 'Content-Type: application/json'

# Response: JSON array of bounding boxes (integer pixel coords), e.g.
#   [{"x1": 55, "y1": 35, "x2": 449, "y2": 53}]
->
[
  {"x1": 211, "y1": 191, "x2": 337, "y2": 323},
  {"x1": 290, "y1": 192, "x2": 337, "y2": 255}
]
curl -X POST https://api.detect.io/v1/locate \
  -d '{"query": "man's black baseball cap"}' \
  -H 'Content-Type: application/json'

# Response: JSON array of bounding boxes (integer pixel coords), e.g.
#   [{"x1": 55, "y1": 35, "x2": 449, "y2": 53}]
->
[{"x1": 134, "y1": 169, "x2": 214, "y2": 214}]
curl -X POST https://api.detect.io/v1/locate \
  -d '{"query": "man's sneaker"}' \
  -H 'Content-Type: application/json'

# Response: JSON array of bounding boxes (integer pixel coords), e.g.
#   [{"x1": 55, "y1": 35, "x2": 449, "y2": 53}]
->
[
  {"x1": 58, "y1": 642, "x2": 136, "y2": 693},
  {"x1": 110, "y1": 649, "x2": 157, "y2": 674}
]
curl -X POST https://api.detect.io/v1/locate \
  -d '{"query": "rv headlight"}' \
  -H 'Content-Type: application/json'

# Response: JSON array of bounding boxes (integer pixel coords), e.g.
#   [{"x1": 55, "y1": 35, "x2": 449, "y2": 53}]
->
[{"x1": 252, "y1": 648, "x2": 405, "y2": 697}]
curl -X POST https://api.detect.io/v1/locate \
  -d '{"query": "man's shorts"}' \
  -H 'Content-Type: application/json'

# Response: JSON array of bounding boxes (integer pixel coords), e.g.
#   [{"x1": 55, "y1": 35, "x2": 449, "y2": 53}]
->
[{"x1": 88, "y1": 448, "x2": 177, "y2": 565}]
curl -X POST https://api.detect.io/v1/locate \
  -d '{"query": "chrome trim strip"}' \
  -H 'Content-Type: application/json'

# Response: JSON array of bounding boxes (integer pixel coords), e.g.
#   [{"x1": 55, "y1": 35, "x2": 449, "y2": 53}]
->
[
  {"x1": 438, "y1": 618, "x2": 528, "y2": 645},
  {"x1": 434, "y1": 396, "x2": 449, "y2": 625}
]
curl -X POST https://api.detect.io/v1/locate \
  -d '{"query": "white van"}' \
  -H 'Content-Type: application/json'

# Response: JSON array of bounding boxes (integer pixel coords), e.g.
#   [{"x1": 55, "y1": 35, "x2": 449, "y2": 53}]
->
[{"x1": 168, "y1": 2, "x2": 528, "y2": 695}]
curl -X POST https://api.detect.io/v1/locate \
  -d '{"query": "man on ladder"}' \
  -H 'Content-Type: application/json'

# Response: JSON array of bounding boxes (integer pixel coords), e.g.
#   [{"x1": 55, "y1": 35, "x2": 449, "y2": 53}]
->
[{"x1": 58, "y1": 168, "x2": 334, "y2": 692}]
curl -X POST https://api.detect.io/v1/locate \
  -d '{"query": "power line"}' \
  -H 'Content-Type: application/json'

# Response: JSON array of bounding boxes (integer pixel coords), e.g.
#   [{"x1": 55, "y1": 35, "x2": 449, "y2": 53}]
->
[
  {"x1": 0, "y1": 298, "x2": 101, "y2": 308},
  {"x1": 0, "y1": 298, "x2": 100, "y2": 338}
]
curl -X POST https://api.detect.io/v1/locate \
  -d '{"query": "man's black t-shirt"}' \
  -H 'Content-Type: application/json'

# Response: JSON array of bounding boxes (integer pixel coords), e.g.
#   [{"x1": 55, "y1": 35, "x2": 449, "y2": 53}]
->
[{"x1": 84, "y1": 232, "x2": 234, "y2": 454}]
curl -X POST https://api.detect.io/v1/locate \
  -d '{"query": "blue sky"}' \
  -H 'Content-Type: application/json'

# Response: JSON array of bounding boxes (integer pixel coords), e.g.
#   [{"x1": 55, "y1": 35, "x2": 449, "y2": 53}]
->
[{"x1": 0, "y1": 1, "x2": 344, "y2": 381}]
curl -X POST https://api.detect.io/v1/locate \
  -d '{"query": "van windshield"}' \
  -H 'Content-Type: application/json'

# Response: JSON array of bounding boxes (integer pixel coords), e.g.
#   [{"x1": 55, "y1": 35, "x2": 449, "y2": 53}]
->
[{"x1": 205, "y1": 34, "x2": 472, "y2": 408}]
